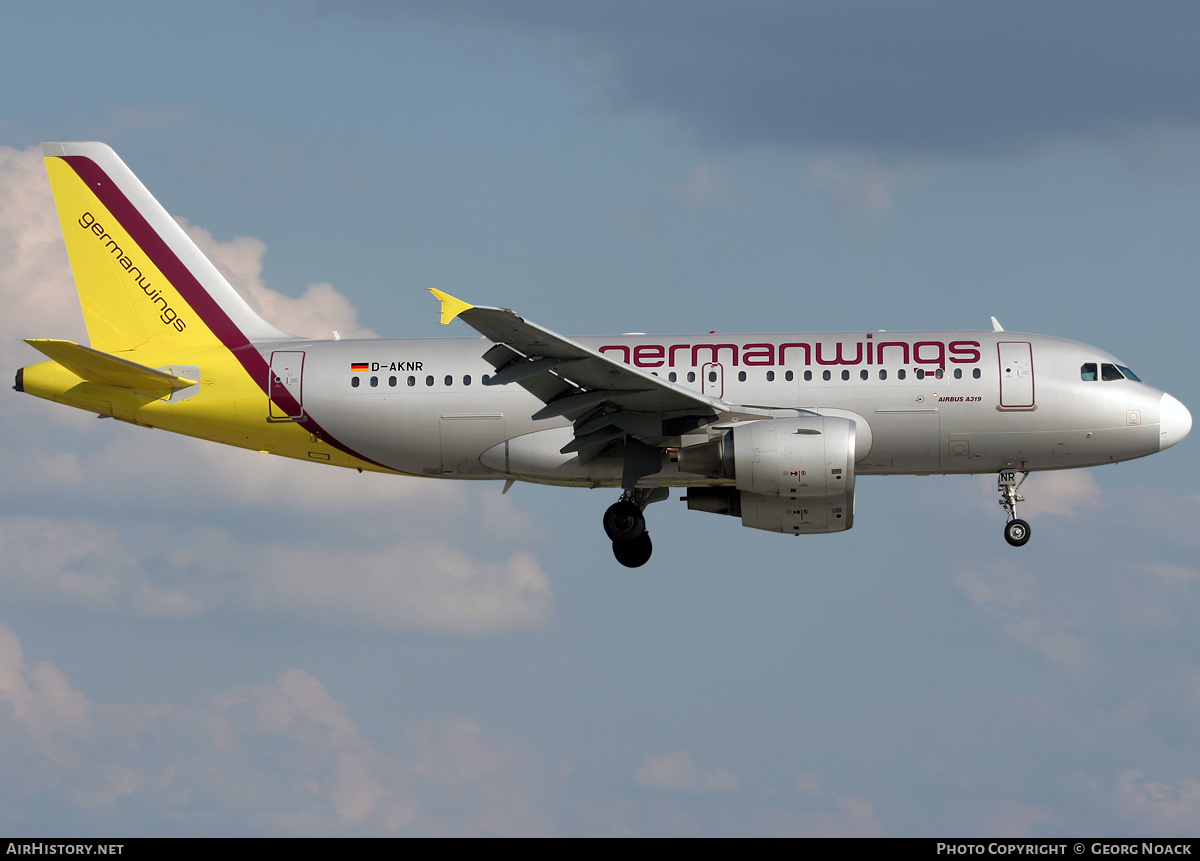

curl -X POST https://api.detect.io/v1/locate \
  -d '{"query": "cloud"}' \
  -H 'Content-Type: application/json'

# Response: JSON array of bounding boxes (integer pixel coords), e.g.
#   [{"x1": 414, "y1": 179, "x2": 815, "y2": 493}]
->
[
  {"x1": 806, "y1": 156, "x2": 923, "y2": 219},
  {"x1": 0, "y1": 144, "x2": 554, "y2": 636},
  {"x1": 976, "y1": 800, "x2": 1059, "y2": 838},
  {"x1": 0, "y1": 623, "x2": 559, "y2": 835},
  {"x1": 0, "y1": 145, "x2": 87, "y2": 358},
  {"x1": 0, "y1": 514, "x2": 553, "y2": 634},
  {"x1": 0, "y1": 144, "x2": 377, "y2": 355},
  {"x1": 749, "y1": 776, "x2": 885, "y2": 837},
  {"x1": 1012, "y1": 470, "x2": 1104, "y2": 520},
  {"x1": 1114, "y1": 770, "x2": 1200, "y2": 836},
  {"x1": 634, "y1": 750, "x2": 740, "y2": 794},
  {"x1": 952, "y1": 564, "x2": 1094, "y2": 675},
  {"x1": 181, "y1": 219, "x2": 378, "y2": 339},
  {"x1": 349, "y1": 2, "x2": 1200, "y2": 159}
]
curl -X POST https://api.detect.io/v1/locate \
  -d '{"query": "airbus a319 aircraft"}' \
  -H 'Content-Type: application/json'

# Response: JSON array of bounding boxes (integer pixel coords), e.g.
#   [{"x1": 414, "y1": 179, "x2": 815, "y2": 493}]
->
[{"x1": 16, "y1": 143, "x2": 1193, "y2": 567}]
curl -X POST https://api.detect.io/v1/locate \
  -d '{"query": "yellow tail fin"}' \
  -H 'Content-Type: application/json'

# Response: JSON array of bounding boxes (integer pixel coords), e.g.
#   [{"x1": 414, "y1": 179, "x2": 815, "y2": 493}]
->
[{"x1": 42, "y1": 142, "x2": 291, "y2": 355}]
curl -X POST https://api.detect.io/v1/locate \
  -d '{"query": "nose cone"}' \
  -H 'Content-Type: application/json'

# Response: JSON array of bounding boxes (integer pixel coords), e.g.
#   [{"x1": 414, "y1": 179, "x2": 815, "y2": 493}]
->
[{"x1": 1160, "y1": 392, "x2": 1192, "y2": 451}]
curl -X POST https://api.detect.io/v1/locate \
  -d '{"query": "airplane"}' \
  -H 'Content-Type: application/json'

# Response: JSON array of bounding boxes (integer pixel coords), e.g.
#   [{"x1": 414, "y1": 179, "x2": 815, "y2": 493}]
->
[{"x1": 15, "y1": 142, "x2": 1193, "y2": 567}]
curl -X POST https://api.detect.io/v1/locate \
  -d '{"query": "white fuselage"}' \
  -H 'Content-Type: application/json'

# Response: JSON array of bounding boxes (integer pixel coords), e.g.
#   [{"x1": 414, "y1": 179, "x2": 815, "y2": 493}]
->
[{"x1": 268, "y1": 329, "x2": 1177, "y2": 486}]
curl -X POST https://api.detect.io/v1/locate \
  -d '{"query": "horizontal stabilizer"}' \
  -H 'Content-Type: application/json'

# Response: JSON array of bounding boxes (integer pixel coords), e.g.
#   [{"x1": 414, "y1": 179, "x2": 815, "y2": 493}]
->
[{"x1": 25, "y1": 339, "x2": 197, "y2": 393}]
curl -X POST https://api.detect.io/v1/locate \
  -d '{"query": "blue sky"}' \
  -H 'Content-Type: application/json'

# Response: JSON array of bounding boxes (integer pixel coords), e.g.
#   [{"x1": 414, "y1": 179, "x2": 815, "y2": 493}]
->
[{"x1": 1, "y1": 1, "x2": 1198, "y2": 836}]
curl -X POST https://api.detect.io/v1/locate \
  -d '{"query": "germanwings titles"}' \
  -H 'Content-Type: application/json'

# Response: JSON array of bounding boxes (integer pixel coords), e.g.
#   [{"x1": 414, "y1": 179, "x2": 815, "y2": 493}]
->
[{"x1": 16, "y1": 143, "x2": 1193, "y2": 567}]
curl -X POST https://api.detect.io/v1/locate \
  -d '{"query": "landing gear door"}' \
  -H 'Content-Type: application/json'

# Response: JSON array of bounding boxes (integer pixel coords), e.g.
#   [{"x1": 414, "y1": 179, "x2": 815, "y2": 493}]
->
[
  {"x1": 269, "y1": 350, "x2": 305, "y2": 420},
  {"x1": 998, "y1": 341, "x2": 1035, "y2": 408}
]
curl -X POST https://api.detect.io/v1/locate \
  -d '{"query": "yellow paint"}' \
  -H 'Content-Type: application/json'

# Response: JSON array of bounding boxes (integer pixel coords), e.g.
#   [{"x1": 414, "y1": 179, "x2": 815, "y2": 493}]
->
[
  {"x1": 429, "y1": 288, "x2": 474, "y2": 325},
  {"x1": 25, "y1": 154, "x2": 398, "y2": 476},
  {"x1": 25, "y1": 339, "x2": 195, "y2": 393}
]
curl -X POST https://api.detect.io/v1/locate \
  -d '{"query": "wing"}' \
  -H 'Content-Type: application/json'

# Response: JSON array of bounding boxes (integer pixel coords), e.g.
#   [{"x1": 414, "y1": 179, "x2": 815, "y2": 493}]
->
[{"x1": 430, "y1": 289, "x2": 727, "y2": 466}]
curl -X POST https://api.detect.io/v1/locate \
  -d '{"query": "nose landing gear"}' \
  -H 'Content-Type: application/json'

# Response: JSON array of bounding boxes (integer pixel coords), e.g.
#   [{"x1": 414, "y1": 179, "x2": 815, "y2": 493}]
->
[
  {"x1": 604, "y1": 488, "x2": 667, "y2": 567},
  {"x1": 998, "y1": 469, "x2": 1031, "y2": 547}
]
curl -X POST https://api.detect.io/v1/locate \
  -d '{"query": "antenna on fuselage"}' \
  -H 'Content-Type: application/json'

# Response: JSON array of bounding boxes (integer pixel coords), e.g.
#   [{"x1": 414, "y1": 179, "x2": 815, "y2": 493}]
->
[{"x1": 990, "y1": 316, "x2": 1004, "y2": 332}]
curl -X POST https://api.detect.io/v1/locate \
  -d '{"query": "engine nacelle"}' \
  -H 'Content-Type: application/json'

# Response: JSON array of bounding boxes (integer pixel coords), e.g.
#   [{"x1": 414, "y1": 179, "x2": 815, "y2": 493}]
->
[
  {"x1": 679, "y1": 416, "x2": 857, "y2": 498},
  {"x1": 679, "y1": 416, "x2": 857, "y2": 534}
]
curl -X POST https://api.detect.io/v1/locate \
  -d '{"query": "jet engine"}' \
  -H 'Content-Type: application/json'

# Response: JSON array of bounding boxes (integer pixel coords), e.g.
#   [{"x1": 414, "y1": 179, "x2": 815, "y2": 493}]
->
[{"x1": 679, "y1": 416, "x2": 857, "y2": 534}]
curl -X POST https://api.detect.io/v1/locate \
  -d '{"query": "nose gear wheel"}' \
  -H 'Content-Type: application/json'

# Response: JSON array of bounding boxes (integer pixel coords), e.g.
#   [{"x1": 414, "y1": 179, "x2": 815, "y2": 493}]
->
[{"x1": 998, "y1": 469, "x2": 1032, "y2": 547}]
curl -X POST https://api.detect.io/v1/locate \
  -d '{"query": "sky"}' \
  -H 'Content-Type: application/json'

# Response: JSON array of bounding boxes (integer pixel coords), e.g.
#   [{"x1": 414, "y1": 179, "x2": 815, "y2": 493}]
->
[{"x1": 1, "y1": 0, "x2": 1199, "y2": 836}]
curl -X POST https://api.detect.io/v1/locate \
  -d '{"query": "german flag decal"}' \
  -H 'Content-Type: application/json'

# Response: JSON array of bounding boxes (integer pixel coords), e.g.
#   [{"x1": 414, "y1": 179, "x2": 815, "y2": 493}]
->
[{"x1": 351, "y1": 363, "x2": 368, "y2": 373}]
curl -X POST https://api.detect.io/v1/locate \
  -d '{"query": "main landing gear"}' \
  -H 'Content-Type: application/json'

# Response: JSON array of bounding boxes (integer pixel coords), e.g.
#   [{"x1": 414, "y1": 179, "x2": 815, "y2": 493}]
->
[
  {"x1": 998, "y1": 469, "x2": 1031, "y2": 547},
  {"x1": 604, "y1": 488, "x2": 667, "y2": 567}
]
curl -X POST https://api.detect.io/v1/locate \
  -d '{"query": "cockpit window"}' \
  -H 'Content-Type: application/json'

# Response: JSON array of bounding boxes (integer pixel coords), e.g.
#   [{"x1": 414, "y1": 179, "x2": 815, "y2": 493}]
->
[
  {"x1": 1117, "y1": 365, "x2": 1141, "y2": 382},
  {"x1": 1081, "y1": 363, "x2": 1097, "y2": 381},
  {"x1": 1101, "y1": 363, "x2": 1124, "y2": 381}
]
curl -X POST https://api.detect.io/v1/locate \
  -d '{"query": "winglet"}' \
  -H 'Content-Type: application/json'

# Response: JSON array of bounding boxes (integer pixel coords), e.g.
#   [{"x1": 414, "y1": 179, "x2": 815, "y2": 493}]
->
[{"x1": 429, "y1": 289, "x2": 474, "y2": 325}]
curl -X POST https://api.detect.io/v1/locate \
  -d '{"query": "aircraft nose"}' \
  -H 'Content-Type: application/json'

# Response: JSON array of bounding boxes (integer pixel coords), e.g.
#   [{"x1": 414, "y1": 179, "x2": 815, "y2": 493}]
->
[{"x1": 1159, "y1": 392, "x2": 1192, "y2": 451}]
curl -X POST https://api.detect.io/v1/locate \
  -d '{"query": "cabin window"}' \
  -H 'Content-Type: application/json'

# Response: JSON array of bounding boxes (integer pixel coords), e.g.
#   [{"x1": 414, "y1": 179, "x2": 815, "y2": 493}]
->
[
  {"x1": 897, "y1": 369, "x2": 907, "y2": 380},
  {"x1": 766, "y1": 370, "x2": 775, "y2": 382},
  {"x1": 840, "y1": 370, "x2": 849, "y2": 381},
  {"x1": 972, "y1": 368, "x2": 981, "y2": 379},
  {"x1": 687, "y1": 372, "x2": 696, "y2": 383},
  {"x1": 916, "y1": 369, "x2": 925, "y2": 380},
  {"x1": 351, "y1": 377, "x2": 360, "y2": 388},
  {"x1": 669, "y1": 372, "x2": 677, "y2": 382},
  {"x1": 426, "y1": 375, "x2": 434, "y2": 386},
  {"x1": 860, "y1": 369, "x2": 869, "y2": 380},
  {"x1": 370, "y1": 376, "x2": 378, "y2": 387},
  {"x1": 785, "y1": 370, "x2": 794, "y2": 381},
  {"x1": 463, "y1": 375, "x2": 471, "y2": 386},
  {"x1": 708, "y1": 371, "x2": 717, "y2": 383},
  {"x1": 444, "y1": 375, "x2": 453, "y2": 386},
  {"x1": 822, "y1": 370, "x2": 831, "y2": 381},
  {"x1": 954, "y1": 368, "x2": 962, "y2": 380},
  {"x1": 482, "y1": 374, "x2": 490, "y2": 385},
  {"x1": 935, "y1": 368, "x2": 944, "y2": 379},
  {"x1": 804, "y1": 370, "x2": 812, "y2": 382},
  {"x1": 878, "y1": 369, "x2": 887, "y2": 380},
  {"x1": 388, "y1": 376, "x2": 397, "y2": 387},
  {"x1": 737, "y1": 371, "x2": 747, "y2": 382},
  {"x1": 407, "y1": 376, "x2": 415, "y2": 386}
]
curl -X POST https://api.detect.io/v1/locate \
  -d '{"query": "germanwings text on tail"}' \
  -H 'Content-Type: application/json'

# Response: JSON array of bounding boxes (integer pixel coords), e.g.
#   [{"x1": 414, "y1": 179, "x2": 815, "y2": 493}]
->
[{"x1": 16, "y1": 143, "x2": 1192, "y2": 567}]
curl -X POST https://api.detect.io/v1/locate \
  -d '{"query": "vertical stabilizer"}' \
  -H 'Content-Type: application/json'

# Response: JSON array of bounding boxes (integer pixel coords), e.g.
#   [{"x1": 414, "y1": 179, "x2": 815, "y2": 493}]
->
[{"x1": 41, "y1": 142, "x2": 294, "y2": 354}]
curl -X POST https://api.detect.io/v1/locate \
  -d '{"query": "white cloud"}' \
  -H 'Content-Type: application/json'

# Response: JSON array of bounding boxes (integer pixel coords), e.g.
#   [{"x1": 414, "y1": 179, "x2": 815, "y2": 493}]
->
[
  {"x1": 952, "y1": 565, "x2": 1094, "y2": 675},
  {"x1": 0, "y1": 512, "x2": 553, "y2": 634},
  {"x1": 1114, "y1": 770, "x2": 1200, "y2": 836},
  {"x1": 967, "y1": 469, "x2": 1104, "y2": 520},
  {"x1": 181, "y1": 219, "x2": 378, "y2": 340},
  {"x1": 0, "y1": 145, "x2": 88, "y2": 365},
  {"x1": 634, "y1": 750, "x2": 740, "y2": 794},
  {"x1": 1012, "y1": 470, "x2": 1103, "y2": 519},
  {"x1": 749, "y1": 777, "x2": 886, "y2": 837},
  {"x1": 806, "y1": 156, "x2": 923, "y2": 219},
  {"x1": 682, "y1": 160, "x2": 732, "y2": 210},
  {"x1": 976, "y1": 800, "x2": 1059, "y2": 837},
  {"x1": 0, "y1": 144, "x2": 554, "y2": 636},
  {"x1": 0, "y1": 623, "x2": 561, "y2": 835}
]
